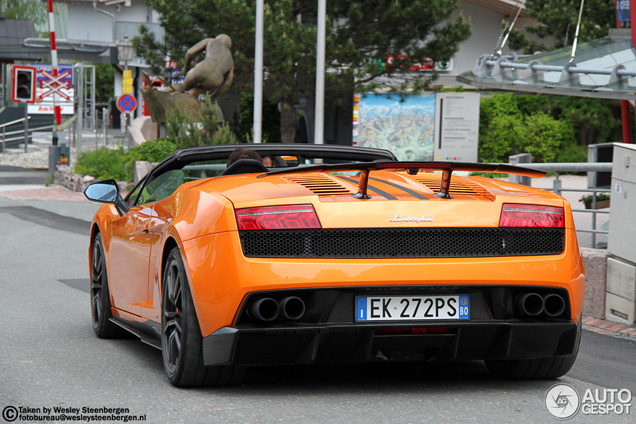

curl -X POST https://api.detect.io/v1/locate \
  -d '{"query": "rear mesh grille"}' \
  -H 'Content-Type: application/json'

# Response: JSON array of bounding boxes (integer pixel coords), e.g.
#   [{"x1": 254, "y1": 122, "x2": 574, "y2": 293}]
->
[{"x1": 239, "y1": 228, "x2": 565, "y2": 258}]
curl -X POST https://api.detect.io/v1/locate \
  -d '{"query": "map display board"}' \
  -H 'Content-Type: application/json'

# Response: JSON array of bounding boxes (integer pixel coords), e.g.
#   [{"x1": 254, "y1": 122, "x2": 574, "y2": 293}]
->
[
  {"x1": 353, "y1": 93, "x2": 436, "y2": 161},
  {"x1": 354, "y1": 92, "x2": 479, "y2": 162}
]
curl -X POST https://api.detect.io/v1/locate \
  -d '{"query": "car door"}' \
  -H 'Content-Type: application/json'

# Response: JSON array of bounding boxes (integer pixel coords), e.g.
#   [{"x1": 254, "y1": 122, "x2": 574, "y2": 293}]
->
[
  {"x1": 107, "y1": 205, "x2": 156, "y2": 317},
  {"x1": 107, "y1": 169, "x2": 185, "y2": 320}
]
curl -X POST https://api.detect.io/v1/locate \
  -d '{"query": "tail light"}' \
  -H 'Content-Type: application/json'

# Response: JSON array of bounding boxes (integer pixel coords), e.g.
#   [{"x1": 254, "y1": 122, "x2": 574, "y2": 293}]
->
[
  {"x1": 236, "y1": 204, "x2": 321, "y2": 230},
  {"x1": 499, "y1": 204, "x2": 564, "y2": 228}
]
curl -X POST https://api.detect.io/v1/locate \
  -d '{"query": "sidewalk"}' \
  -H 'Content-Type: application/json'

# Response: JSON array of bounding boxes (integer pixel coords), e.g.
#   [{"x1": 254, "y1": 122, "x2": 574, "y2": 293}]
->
[{"x1": 0, "y1": 185, "x2": 87, "y2": 201}]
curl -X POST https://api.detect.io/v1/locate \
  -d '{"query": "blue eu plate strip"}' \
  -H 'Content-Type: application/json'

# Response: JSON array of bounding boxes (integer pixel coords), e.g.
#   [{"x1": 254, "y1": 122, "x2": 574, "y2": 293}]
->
[
  {"x1": 459, "y1": 295, "x2": 469, "y2": 319},
  {"x1": 357, "y1": 297, "x2": 367, "y2": 321}
]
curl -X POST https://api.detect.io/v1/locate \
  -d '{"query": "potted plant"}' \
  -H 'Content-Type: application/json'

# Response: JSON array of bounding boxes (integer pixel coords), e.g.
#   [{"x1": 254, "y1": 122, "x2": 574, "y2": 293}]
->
[{"x1": 579, "y1": 193, "x2": 610, "y2": 209}]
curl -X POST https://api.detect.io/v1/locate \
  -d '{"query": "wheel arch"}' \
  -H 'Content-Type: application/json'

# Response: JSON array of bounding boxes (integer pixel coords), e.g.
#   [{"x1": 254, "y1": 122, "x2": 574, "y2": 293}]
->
[
  {"x1": 88, "y1": 223, "x2": 101, "y2": 272},
  {"x1": 160, "y1": 235, "x2": 206, "y2": 335}
]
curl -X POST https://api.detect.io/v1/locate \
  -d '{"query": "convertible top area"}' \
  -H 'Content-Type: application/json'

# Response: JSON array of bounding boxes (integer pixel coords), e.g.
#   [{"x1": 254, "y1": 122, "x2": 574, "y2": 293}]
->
[{"x1": 150, "y1": 143, "x2": 398, "y2": 177}]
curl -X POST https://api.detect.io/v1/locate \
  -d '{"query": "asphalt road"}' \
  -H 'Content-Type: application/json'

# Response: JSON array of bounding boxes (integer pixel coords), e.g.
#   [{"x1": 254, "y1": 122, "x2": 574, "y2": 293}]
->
[{"x1": 1, "y1": 191, "x2": 635, "y2": 423}]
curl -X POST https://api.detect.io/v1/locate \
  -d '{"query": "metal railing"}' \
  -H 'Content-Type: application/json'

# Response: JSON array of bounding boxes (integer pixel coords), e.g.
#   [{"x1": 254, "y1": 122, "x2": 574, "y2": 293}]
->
[
  {"x1": 1, "y1": 117, "x2": 54, "y2": 153},
  {"x1": 509, "y1": 159, "x2": 613, "y2": 248}
]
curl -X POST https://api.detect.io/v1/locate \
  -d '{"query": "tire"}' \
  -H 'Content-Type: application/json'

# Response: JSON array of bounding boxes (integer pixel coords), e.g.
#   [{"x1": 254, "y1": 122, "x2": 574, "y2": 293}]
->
[
  {"x1": 161, "y1": 247, "x2": 244, "y2": 387},
  {"x1": 485, "y1": 320, "x2": 582, "y2": 380},
  {"x1": 90, "y1": 233, "x2": 122, "y2": 338}
]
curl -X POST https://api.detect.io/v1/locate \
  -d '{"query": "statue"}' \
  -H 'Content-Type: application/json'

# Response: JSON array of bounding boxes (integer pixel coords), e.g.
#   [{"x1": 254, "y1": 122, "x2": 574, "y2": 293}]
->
[
  {"x1": 177, "y1": 34, "x2": 234, "y2": 98},
  {"x1": 141, "y1": 34, "x2": 234, "y2": 124}
]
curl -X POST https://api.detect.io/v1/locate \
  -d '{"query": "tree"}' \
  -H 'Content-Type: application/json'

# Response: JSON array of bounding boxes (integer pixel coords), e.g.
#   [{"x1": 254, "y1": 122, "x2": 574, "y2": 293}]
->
[
  {"x1": 507, "y1": 0, "x2": 615, "y2": 54},
  {"x1": 135, "y1": 0, "x2": 471, "y2": 142},
  {"x1": 1, "y1": 0, "x2": 49, "y2": 37},
  {"x1": 94, "y1": 63, "x2": 114, "y2": 103}
]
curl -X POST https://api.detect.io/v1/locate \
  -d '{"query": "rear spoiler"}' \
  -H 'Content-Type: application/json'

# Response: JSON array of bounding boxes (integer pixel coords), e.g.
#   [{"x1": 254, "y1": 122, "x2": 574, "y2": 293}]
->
[{"x1": 260, "y1": 161, "x2": 545, "y2": 199}]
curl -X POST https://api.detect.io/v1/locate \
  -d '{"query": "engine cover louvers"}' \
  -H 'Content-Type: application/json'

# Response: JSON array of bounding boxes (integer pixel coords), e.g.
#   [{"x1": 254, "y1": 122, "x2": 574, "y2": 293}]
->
[
  {"x1": 285, "y1": 175, "x2": 351, "y2": 196},
  {"x1": 406, "y1": 173, "x2": 489, "y2": 198}
]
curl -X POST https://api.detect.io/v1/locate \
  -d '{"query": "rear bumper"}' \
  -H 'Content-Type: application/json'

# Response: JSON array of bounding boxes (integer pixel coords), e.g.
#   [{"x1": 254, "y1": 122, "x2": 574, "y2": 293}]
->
[{"x1": 202, "y1": 321, "x2": 579, "y2": 366}]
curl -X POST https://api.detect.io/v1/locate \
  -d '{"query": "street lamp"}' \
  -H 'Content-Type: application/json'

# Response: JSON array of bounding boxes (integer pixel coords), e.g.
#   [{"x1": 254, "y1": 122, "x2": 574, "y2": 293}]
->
[
  {"x1": 117, "y1": 35, "x2": 134, "y2": 144},
  {"x1": 117, "y1": 34, "x2": 134, "y2": 68}
]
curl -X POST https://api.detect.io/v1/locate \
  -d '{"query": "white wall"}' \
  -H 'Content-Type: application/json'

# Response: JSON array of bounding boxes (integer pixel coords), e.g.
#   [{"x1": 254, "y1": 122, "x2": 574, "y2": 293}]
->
[
  {"x1": 437, "y1": 1, "x2": 516, "y2": 86},
  {"x1": 65, "y1": 1, "x2": 151, "y2": 43}
]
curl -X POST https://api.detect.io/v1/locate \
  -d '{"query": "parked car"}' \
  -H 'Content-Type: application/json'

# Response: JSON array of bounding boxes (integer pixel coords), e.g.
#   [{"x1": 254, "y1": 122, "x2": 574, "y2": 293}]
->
[{"x1": 84, "y1": 144, "x2": 584, "y2": 387}]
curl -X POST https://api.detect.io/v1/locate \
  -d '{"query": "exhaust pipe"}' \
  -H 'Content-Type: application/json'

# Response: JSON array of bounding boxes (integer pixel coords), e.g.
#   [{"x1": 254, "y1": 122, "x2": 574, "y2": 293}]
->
[
  {"x1": 279, "y1": 296, "x2": 305, "y2": 321},
  {"x1": 543, "y1": 294, "x2": 566, "y2": 317},
  {"x1": 249, "y1": 298, "x2": 280, "y2": 322},
  {"x1": 515, "y1": 293, "x2": 544, "y2": 316}
]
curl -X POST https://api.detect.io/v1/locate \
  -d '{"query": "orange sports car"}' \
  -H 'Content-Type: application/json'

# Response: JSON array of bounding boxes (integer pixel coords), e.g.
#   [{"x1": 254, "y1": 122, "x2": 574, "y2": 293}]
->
[{"x1": 84, "y1": 144, "x2": 584, "y2": 387}]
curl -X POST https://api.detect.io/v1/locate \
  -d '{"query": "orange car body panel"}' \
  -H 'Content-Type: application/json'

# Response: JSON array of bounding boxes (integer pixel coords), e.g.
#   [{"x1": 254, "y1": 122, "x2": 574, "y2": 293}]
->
[{"x1": 89, "y1": 170, "x2": 585, "y2": 339}]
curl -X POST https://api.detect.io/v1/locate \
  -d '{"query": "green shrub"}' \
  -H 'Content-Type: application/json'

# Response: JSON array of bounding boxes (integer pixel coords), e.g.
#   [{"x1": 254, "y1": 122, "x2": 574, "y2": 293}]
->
[
  {"x1": 556, "y1": 143, "x2": 588, "y2": 163},
  {"x1": 75, "y1": 147, "x2": 127, "y2": 181},
  {"x1": 165, "y1": 94, "x2": 237, "y2": 148},
  {"x1": 478, "y1": 93, "x2": 601, "y2": 163},
  {"x1": 76, "y1": 139, "x2": 177, "y2": 182},
  {"x1": 211, "y1": 121, "x2": 238, "y2": 144},
  {"x1": 523, "y1": 113, "x2": 575, "y2": 163},
  {"x1": 124, "y1": 138, "x2": 177, "y2": 179},
  {"x1": 478, "y1": 114, "x2": 526, "y2": 163}
]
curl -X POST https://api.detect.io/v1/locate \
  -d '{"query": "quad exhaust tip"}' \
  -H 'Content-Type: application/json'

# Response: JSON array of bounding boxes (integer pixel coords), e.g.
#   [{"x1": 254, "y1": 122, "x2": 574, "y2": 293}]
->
[
  {"x1": 249, "y1": 297, "x2": 280, "y2": 322},
  {"x1": 543, "y1": 293, "x2": 566, "y2": 317},
  {"x1": 514, "y1": 292, "x2": 566, "y2": 318},
  {"x1": 515, "y1": 293, "x2": 544, "y2": 316},
  {"x1": 249, "y1": 296, "x2": 306, "y2": 322},
  {"x1": 279, "y1": 296, "x2": 306, "y2": 321}
]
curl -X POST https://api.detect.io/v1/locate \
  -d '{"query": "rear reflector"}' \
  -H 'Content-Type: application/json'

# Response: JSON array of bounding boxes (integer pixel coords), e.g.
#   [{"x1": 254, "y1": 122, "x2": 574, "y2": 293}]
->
[
  {"x1": 499, "y1": 204, "x2": 564, "y2": 228},
  {"x1": 236, "y1": 205, "x2": 321, "y2": 230}
]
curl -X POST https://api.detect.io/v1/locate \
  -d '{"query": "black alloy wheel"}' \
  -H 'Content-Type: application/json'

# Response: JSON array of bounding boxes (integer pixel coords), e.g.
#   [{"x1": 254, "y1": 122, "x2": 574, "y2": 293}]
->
[
  {"x1": 90, "y1": 233, "x2": 121, "y2": 338},
  {"x1": 161, "y1": 247, "x2": 245, "y2": 387},
  {"x1": 162, "y1": 252, "x2": 184, "y2": 377}
]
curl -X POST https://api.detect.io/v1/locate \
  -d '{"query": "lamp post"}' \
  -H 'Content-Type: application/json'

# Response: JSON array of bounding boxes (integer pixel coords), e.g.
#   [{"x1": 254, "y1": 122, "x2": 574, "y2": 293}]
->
[{"x1": 117, "y1": 35, "x2": 134, "y2": 145}]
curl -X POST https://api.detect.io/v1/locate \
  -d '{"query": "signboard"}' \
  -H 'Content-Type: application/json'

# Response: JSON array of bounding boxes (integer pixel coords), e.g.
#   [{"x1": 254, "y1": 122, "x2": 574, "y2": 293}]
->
[
  {"x1": 117, "y1": 94, "x2": 137, "y2": 114},
  {"x1": 385, "y1": 55, "x2": 453, "y2": 72},
  {"x1": 433, "y1": 93, "x2": 480, "y2": 162},
  {"x1": 27, "y1": 64, "x2": 74, "y2": 115},
  {"x1": 617, "y1": 0, "x2": 630, "y2": 23},
  {"x1": 353, "y1": 92, "x2": 480, "y2": 162},
  {"x1": 354, "y1": 93, "x2": 436, "y2": 161}
]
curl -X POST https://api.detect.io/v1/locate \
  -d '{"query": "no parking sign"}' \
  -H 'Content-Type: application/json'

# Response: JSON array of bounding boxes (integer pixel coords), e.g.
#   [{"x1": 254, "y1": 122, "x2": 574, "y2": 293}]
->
[{"x1": 117, "y1": 94, "x2": 137, "y2": 114}]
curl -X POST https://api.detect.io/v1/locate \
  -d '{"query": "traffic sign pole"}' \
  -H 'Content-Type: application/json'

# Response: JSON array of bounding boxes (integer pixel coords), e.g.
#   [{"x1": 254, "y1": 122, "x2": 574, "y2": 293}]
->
[{"x1": 117, "y1": 94, "x2": 136, "y2": 149}]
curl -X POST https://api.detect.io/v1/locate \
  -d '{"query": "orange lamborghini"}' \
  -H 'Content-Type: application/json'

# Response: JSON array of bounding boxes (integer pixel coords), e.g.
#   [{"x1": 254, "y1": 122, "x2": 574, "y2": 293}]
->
[{"x1": 84, "y1": 144, "x2": 584, "y2": 387}]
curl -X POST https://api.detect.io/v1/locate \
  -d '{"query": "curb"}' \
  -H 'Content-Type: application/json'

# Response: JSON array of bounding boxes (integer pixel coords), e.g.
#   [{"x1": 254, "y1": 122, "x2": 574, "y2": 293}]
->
[{"x1": 583, "y1": 316, "x2": 636, "y2": 340}]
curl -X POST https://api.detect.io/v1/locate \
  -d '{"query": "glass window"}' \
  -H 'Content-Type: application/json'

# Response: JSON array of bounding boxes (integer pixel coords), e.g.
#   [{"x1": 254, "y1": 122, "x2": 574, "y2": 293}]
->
[
  {"x1": 126, "y1": 180, "x2": 145, "y2": 207},
  {"x1": 136, "y1": 170, "x2": 185, "y2": 205}
]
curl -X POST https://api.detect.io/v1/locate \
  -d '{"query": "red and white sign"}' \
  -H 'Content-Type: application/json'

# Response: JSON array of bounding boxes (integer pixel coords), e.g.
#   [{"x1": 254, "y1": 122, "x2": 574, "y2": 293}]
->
[
  {"x1": 38, "y1": 69, "x2": 72, "y2": 100},
  {"x1": 27, "y1": 64, "x2": 74, "y2": 115}
]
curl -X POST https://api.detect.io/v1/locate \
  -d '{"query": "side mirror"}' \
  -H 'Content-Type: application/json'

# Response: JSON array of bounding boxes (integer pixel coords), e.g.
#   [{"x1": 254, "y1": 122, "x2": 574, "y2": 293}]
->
[{"x1": 84, "y1": 180, "x2": 130, "y2": 216}]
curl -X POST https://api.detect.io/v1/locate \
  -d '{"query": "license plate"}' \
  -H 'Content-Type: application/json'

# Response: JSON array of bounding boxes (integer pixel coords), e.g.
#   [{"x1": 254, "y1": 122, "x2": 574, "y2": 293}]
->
[{"x1": 355, "y1": 295, "x2": 469, "y2": 321}]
